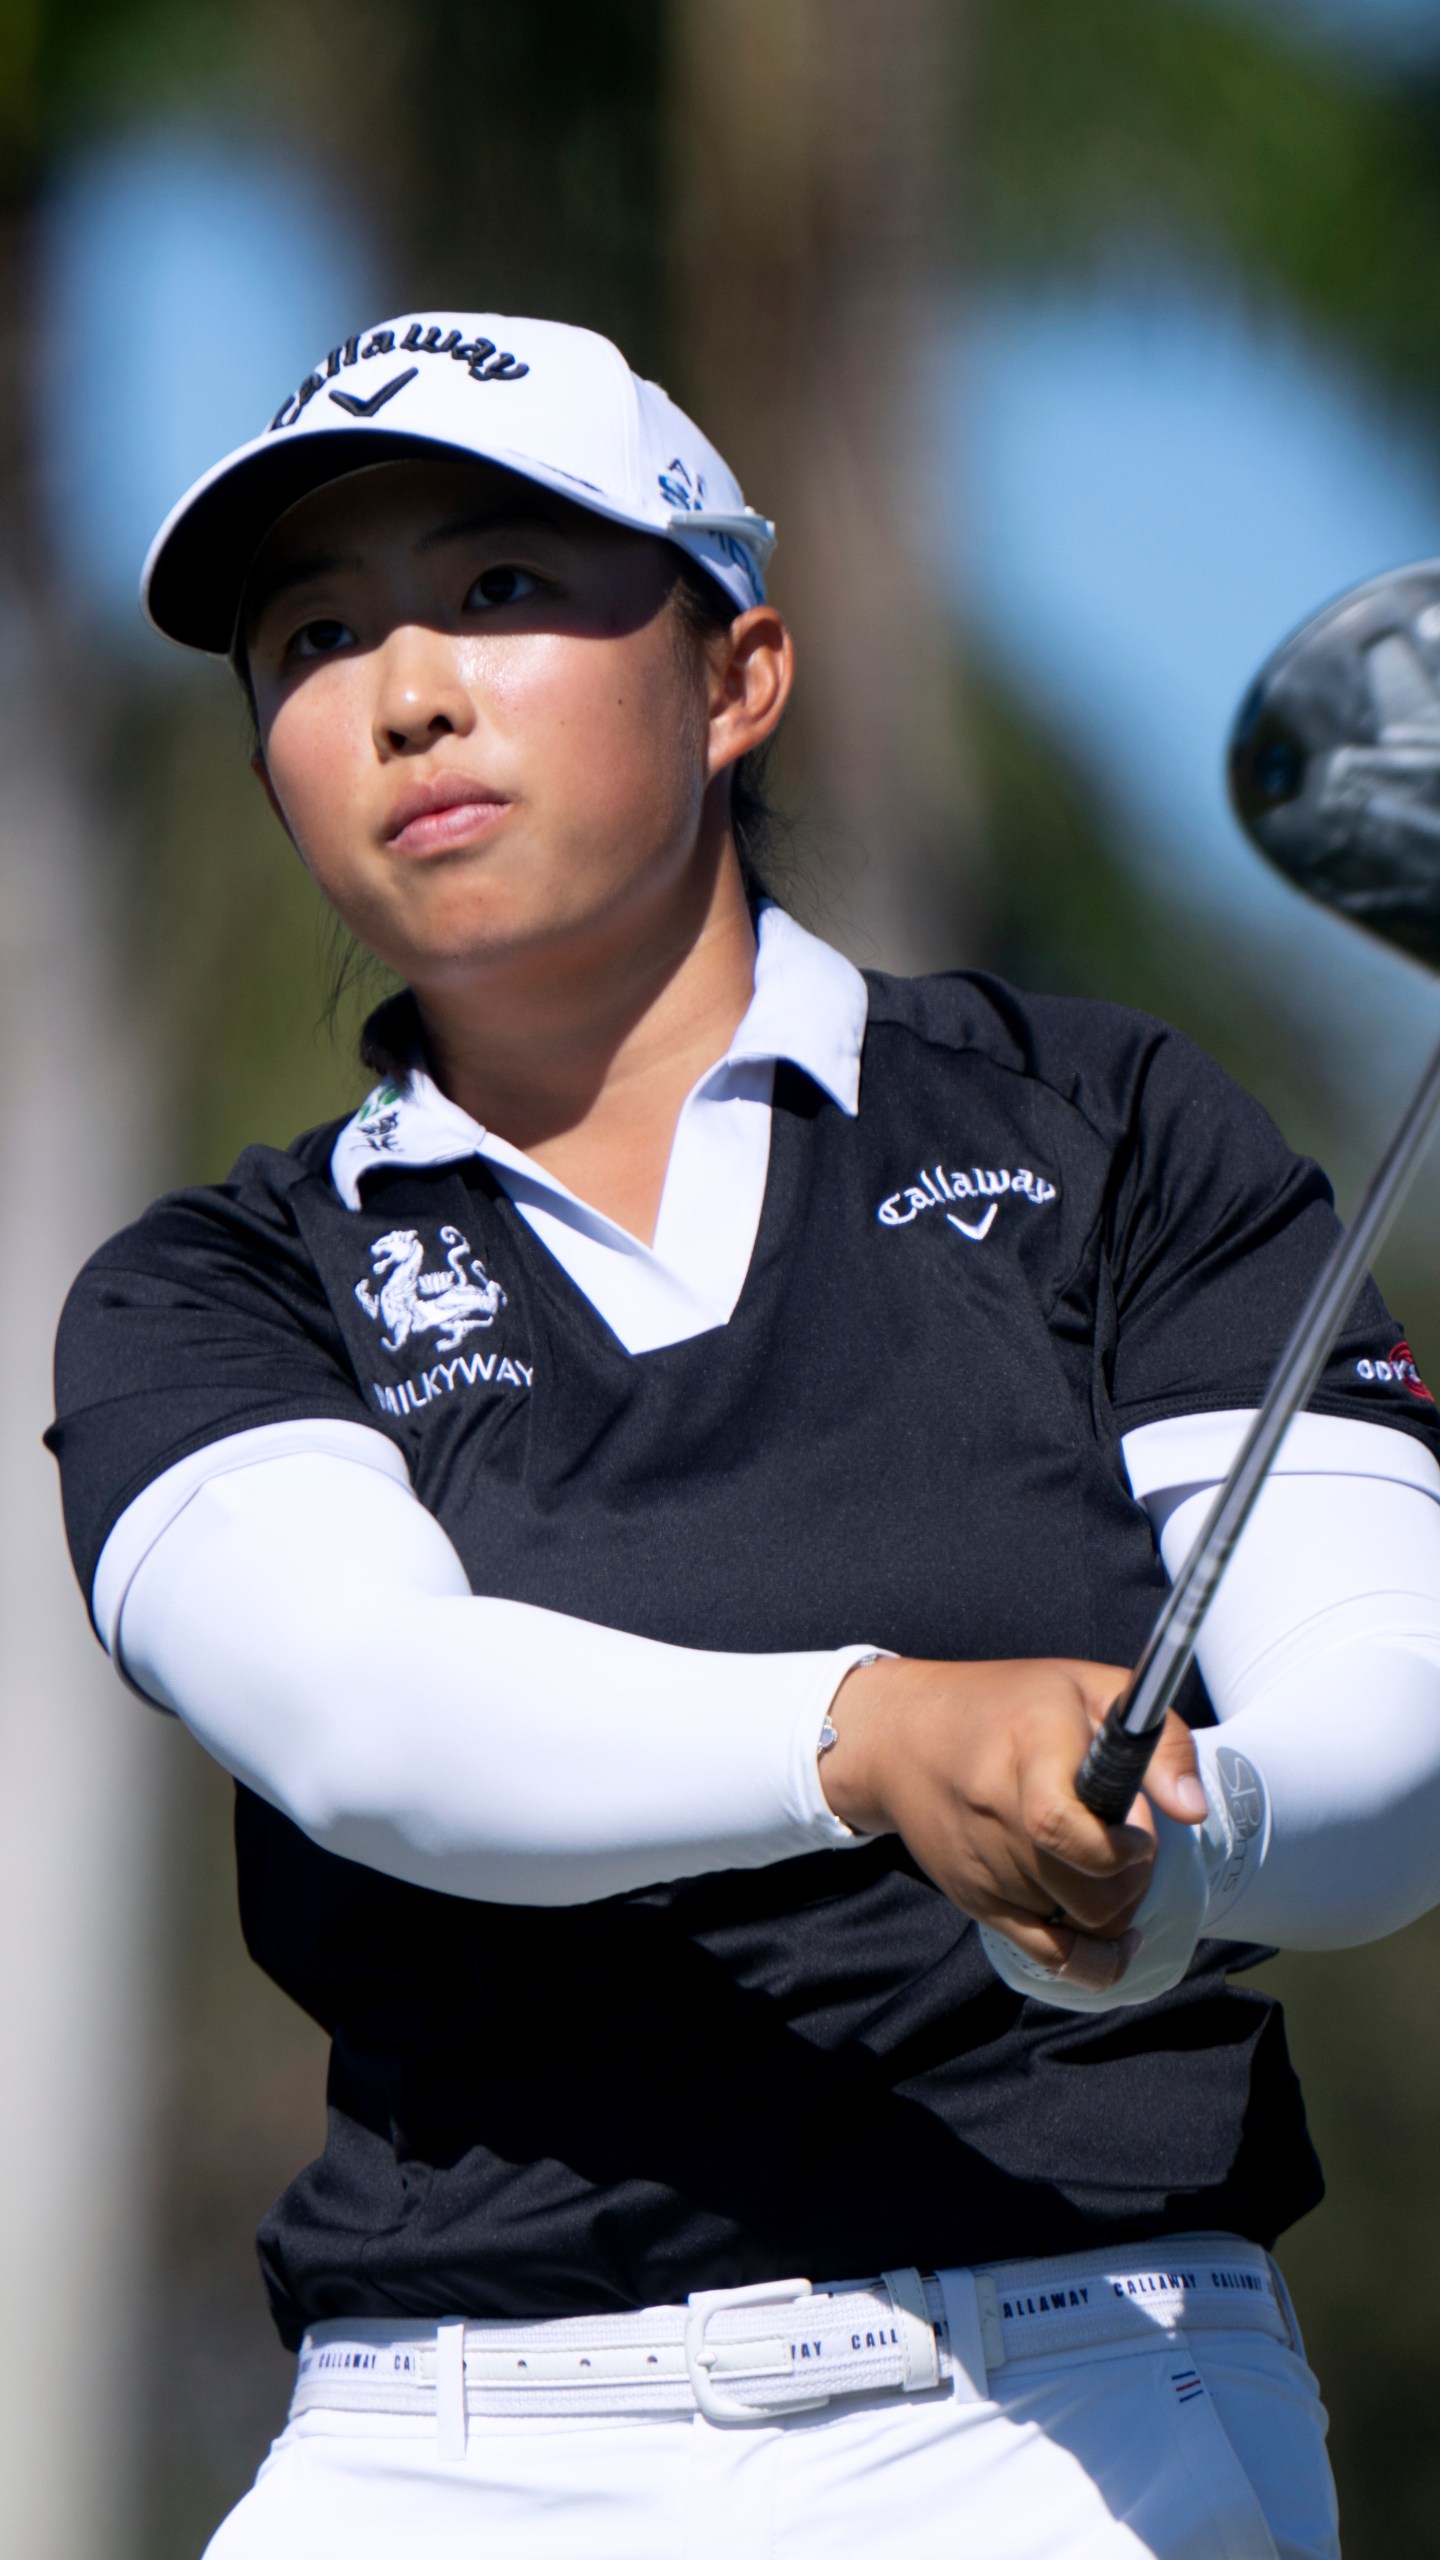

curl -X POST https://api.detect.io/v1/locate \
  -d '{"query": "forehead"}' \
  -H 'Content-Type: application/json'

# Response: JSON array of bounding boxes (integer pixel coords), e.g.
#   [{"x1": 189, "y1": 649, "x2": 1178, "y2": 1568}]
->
[{"x1": 242, "y1": 453, "x2": 647, "y2": 621}]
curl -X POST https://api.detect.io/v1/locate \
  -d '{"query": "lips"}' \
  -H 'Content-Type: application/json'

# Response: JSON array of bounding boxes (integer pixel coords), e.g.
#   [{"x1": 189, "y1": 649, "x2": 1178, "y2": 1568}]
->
[{"x1": 384, "y1": 772, "x2": 512, "y2": 855}]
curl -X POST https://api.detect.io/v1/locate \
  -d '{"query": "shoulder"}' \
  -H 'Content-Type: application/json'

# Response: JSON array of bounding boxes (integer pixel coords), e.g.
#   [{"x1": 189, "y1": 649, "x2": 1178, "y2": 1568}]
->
[
  {"x1": 861, "y1": 967, "x2": 1250, "y2": 1149},
  {"x1": 70, "y1": 1117, "x2": 349, "y2": 1280},
  {"x1": 54, "y1": 1117, "x2": 355, "y2": 1373},
  {"x1": 49, "y1": 1116, "x2": 372, "y2": 1609}
]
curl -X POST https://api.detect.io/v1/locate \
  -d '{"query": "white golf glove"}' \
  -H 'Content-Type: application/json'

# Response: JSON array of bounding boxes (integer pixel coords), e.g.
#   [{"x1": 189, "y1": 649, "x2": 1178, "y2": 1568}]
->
[{"x1": 977, "y1": 1738, "x2": 1268, "y2": 2013}]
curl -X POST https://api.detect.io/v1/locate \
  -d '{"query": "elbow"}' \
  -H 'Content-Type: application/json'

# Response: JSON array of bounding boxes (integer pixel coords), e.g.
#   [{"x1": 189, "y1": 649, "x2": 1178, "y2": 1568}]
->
[{"x1": 178, "y1": 1666, "x2": 411, "y2": 1855}]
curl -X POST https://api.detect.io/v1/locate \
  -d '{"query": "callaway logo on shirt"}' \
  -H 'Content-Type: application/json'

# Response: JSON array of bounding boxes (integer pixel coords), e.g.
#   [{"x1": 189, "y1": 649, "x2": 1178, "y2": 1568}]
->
[{"x1": 876, "y1": 1162, "x2": 1058, "y2": 1242}]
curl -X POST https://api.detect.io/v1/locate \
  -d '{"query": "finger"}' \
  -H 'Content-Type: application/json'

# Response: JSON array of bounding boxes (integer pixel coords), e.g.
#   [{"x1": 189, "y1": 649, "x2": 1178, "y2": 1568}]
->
[
  {"x1": 963, "y1": 1821, "x2": 1150, "y2": 1934},
  {"x1": 1019, "y1": 1747, "x2": 1155, "y2": 1883},
  {"x1": 1030, "y1": 1851, "x2": 1153, "y2": 1936},
  {"x1": 1144, "y1": 1709, "x2": 1209, "y2": 1826},
  {"x1": 988, "y1": 1900, "x2": 1138, "y2": 1959},
  {"x1": 987, "y1": 1909, "x2": 1143, "y2": 1990},
  {"x1": 981, "y1": 1909, "x2": 1078, "y2": 1970},
  {"x1": 1056, "y1": 1927, "x2": 1143, "y2": 1993}
]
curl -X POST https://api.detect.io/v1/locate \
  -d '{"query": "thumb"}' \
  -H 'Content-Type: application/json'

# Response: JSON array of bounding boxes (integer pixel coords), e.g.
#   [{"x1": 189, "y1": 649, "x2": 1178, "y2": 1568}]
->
[{"x1": 1144, "y1": 1708, "x2": 1209, "y2": 1826}]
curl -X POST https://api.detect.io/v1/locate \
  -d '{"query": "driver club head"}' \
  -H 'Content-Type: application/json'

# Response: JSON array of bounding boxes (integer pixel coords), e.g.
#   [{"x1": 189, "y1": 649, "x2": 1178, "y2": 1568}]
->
[{"x1": 1228, "y1": 560, "x2": 1440, "y2": 973}]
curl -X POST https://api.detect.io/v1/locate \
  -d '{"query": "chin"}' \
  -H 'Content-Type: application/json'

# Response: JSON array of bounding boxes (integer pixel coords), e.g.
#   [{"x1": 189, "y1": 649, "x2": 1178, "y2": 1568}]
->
[
  {"x1": 376, "y1": 907, "x2": 566, "y2": 983},
  {"x1": 355, "y1": 857, "x2": 657, "y2": 984}
]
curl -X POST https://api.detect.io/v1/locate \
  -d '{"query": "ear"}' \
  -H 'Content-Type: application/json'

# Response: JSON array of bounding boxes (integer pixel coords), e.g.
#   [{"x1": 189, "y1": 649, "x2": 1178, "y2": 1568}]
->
[{"x1": 705, "y1": 604, "x2": 794, "y2": 782}]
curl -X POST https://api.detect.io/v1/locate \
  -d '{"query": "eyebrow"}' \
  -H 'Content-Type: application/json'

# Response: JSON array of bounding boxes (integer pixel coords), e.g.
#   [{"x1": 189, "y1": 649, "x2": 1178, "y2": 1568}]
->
[
  {"x1": 245, "y1": 547, "x2": 361, "y2": 625},
  {"x1": 244, "y1": 501, "x2": 579, "y2": 635}
]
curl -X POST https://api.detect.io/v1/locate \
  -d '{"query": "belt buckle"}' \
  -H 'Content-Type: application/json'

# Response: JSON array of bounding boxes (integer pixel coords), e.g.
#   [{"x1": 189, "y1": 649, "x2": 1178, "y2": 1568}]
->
[{"x1": 684, "y1": 2275, "x2": 829, "y2": 2427}]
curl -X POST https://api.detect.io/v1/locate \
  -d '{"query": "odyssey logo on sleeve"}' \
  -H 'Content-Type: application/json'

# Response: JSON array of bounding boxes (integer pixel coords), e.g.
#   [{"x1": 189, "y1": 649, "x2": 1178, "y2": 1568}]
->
[
  {"x1": 1354, "y1": 1339, "x2": 1434, "y2": 1402},
  {"x1": 876, "y1": 1161, "x2": 1058, "y2": 1244}
]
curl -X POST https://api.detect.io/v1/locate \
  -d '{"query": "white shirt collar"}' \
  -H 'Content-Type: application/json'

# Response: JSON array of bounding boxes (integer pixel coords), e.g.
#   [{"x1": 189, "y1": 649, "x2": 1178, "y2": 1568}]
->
[
  {"x1": 330, "y1": 904, "x2": 867, "y2": 1211},
  {"x1": 719, "y1": 901, "x2": 866, "y2": 1115}
]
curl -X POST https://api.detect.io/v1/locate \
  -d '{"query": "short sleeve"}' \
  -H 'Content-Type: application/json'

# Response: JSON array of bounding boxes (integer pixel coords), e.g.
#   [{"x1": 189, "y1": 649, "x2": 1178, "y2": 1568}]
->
[
  {"x1": 1104, "y1": 1026, "x2": 1440, "y2": 1455},
  {"x1": 47, "y1": 1142, "x2": 371, "y2": 1605}
]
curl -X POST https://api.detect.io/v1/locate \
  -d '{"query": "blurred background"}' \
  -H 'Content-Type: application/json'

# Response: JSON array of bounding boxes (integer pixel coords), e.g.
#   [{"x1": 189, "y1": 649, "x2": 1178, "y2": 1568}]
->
[{"x1": 4, "y1": 2, "x2": 1440, "y2": 2552}]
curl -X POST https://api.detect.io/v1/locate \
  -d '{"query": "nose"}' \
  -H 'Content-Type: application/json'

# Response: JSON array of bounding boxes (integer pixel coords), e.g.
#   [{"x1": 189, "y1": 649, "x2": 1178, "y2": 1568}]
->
[{"x1": 371, "y1": 626, "x2": 476, "y2": 757}]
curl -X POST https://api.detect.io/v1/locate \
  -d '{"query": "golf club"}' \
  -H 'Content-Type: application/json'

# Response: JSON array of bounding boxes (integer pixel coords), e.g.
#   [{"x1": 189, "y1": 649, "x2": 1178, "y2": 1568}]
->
[{"x1": 1077, "y1": 559, "x2": 1440, "y2": 1823}]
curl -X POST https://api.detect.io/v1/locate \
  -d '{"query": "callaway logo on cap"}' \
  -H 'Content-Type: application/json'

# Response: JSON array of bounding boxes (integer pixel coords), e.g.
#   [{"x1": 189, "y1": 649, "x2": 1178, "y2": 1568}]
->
[{"x1": 141, "y1": 311, "x2": 777, "y2": 654}]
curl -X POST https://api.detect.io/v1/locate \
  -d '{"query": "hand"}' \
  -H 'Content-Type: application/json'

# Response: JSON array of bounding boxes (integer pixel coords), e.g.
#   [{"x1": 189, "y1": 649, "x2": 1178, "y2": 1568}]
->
[{"x1": 820, "y1": 1655, "x2": 1209, "y2": 1996}]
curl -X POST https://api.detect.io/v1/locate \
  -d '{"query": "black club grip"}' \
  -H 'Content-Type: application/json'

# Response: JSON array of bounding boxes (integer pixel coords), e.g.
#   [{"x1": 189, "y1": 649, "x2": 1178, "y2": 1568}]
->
[{"x1": 1076, "y1": 1705, "x2": 1162, "y2": 1826}]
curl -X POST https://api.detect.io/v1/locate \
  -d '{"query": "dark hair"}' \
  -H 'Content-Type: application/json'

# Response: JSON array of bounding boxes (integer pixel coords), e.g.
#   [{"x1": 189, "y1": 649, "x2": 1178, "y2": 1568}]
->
[{"x1": 237, "y1": 533, "x2": 786, "y2": 1081}]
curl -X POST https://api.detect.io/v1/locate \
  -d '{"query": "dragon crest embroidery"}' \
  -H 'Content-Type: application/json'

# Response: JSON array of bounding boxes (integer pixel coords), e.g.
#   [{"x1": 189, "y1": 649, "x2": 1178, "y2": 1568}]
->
[{"x1": 355, "y1": 1225, "x2": 507, "y2": 1354}]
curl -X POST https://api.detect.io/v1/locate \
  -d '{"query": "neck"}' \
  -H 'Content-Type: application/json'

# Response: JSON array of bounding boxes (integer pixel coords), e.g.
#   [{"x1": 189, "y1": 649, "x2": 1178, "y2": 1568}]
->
[{"x1": 414, "y1": 839, "x2": 759, "y2": 1246}]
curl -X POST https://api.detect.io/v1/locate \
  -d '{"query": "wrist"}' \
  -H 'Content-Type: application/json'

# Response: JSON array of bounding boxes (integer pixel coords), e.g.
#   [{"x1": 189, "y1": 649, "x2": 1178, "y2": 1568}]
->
[{"x1": 818, "y1": 1654, "x2": 919, "y2": 1834}]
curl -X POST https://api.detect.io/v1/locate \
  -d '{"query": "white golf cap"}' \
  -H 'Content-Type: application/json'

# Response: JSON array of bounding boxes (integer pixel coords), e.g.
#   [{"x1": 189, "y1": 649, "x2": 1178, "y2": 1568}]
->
[{"x1": 142, "y1": 310, "x2": 777, "y2": 654}]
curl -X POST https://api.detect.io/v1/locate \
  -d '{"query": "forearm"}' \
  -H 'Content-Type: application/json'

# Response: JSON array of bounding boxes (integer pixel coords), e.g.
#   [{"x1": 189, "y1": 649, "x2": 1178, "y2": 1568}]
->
[
  {"x1": 1192, "y1": 1643, "x2": 1440, "y2": 1947},
  {"x1": 114, "y1": 1446, "x2": 868, "y2": 1904},
  {"x1": 1167, "y1": 1468, "x2": 1440, "y2": 1948}
]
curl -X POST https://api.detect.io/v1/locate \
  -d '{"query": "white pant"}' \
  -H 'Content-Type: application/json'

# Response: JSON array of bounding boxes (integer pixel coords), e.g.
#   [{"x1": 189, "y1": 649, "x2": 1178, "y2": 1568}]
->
[{"x1": 204, "y1": 2326, "x2": 1337, "y2": 2560}]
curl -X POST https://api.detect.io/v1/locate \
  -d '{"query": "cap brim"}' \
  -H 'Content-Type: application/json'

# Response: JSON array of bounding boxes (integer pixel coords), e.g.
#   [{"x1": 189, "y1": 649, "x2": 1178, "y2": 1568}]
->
[
  {"x1": 144, "y1": 424, "x2": 768, "y2": 654},
  {"x1": 145, "y1": 428, "x2": 688, "y2": 657},
  {"x1": 144, "y1": 428, "x2": 528, "y2": 655}
]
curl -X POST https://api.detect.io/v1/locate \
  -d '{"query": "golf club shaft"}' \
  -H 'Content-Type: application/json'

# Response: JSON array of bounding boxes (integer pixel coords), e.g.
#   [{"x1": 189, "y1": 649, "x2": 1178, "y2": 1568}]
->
[{"x1": 1077, "y1": 1029, "x2": 1440, "y2": 1823}]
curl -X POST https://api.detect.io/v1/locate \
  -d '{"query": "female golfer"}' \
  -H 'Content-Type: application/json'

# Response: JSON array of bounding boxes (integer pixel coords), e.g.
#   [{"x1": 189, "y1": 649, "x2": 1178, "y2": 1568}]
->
[{"x1": 49, "y1": 312, "x2": 1440, "y2": 2559}]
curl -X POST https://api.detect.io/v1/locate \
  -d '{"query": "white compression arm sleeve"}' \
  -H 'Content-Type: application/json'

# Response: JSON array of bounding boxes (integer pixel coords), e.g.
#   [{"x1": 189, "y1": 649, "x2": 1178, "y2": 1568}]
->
[
  {"x1": 1158, "y1": 1464, "x2": 1440, "y2": 1947},
  {"x1": 980, "y1": 1412, "x2": 1440, "y2": 2010},
  {"x1": 107, "y1": 1430, "x2": 871, "y2": 1906}
]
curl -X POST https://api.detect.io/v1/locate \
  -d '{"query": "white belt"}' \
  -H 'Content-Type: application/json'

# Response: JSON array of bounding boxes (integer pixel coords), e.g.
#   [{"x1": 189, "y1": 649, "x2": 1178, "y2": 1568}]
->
[{"x1": 291, "y1": 2239, "x2": 1295, "y2": 2450}]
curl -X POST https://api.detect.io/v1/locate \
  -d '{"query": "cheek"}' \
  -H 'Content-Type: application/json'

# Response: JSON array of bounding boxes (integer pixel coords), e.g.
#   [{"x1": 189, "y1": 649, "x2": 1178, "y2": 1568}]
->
[
  {"x1": 452, "y1": 628, "x2": 626, "y2": 739},
  {"x1": 463, "y1": 628, "x2": 698, "y2": 827},
  {"x1": 261, "y1": 673, "x2": 369, "y2": 866}
]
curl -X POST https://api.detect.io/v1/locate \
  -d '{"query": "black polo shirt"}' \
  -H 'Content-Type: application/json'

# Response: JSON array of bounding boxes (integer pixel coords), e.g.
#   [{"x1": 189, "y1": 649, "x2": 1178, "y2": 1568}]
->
[{"x1": 48, "y1": 969, "x2": 1439, "y2": 2346}]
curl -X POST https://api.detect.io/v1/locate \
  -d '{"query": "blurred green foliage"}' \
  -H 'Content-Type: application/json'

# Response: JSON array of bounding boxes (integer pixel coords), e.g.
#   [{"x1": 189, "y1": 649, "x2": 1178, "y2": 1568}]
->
[
  {"x1": 1256, "y1": 1923, "x2": 1440, "y2": 2557},
  {"x1": 388, "y1": 0, "x2": 668, "y2": 368},
  {"x1": 114, "y1": 687, "x2": 376, "y2": 1177},
  {"x1": 973, "y1": 666, "x2": 1341, "y2": 1154},
  {"x1": 975, "y1": 0, "x2": 1440, "y2": 407},
  {"x1": 0, "y1": 0, "x2": 239, "y2": 179}
]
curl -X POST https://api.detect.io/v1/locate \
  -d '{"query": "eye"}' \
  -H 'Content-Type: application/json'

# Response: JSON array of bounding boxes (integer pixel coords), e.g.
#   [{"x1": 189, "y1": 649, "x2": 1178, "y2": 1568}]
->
[
  {"x1": 464, "y1": 564, "x2": 540, "y2": 611},
  {"x1": 286, "y1": 616, "x2": 355, "y2": 662}
]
